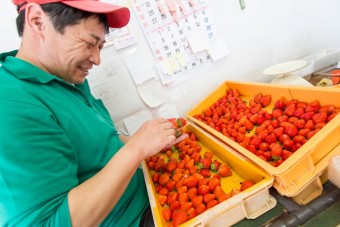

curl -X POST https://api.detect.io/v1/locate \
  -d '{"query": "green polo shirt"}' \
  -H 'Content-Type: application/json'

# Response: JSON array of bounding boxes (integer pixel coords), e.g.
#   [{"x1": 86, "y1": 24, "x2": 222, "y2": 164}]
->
[{"x1": 0, "y1": 50, "x2": 149, "y2": 226}]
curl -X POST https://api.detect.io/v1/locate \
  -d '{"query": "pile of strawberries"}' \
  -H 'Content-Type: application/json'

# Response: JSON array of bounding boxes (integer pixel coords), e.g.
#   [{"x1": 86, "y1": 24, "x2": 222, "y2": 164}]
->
[
  {"x1": 193, "y1": 88, "x2": 340, "y2": 167},
  {"x1": 146, "y1": 131, "x2": 253, "y2": 227}
]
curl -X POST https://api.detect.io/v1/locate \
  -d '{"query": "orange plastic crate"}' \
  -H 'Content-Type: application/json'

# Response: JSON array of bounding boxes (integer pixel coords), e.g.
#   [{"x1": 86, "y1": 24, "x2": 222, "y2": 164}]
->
[{"x1": 186, "y1": 80, "x2": 340, "y2": 199}]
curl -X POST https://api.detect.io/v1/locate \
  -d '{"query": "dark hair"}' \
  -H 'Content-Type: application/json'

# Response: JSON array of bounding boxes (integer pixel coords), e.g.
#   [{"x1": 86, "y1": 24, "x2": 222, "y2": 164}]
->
[{"x1": 16, "y1": 3, "x2": 109, "y2": 37}]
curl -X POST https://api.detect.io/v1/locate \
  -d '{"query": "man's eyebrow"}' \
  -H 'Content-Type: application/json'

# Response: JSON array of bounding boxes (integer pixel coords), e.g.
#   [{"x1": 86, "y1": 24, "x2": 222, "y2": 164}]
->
[{"x1": 90, "y1": 34, "x2": 105, "y2": 43}]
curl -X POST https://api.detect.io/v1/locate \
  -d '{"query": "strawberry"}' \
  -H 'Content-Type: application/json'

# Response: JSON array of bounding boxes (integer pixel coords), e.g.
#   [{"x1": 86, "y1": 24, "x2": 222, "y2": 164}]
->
[
  {"x1": 305, "y1": 100, "x2": 321, "y2": 113},
  {"x1": 184, "y1": 175, "x2": 199, "y2": 188},
  {"x1": 187, "y1": 187, "x2": 198, "y2": 200},
  {"x1": 293, "y1": 107, "x2": 305, "y2": 118},
  {"x1": 260, "y1": 94, "x2": 272, "y2": 107},
  {"x1": 186, "y1": 207, "x2": 196, "y2": 220},
  {"x1": 203, "y1": 151, "x2": 214, "y2": 159},
  {"x1": 158, "y1": 194, "x2": 167, "y2": 206},
  {"x1": 172, "y1": 210, "x2": 188, "y2": 227},
  {"x1": 218, "y1": 164, "x2": 232, "y2": 177},
  {"x1": 159, "y1": 173, "x2": 170, "y2": 185},
  {"x1": 181, "y1": 201, "x2": 193, "y2": 211},
  {"x1": 328, "y1": 113, "x2": 338, "y2": 122},
  {"x1": 191, "y1": 195, "x2": 204, "y2": 208},
  {"x1": 166, "y1": 180, "x2": 176, "y2": 192},
  {"x1": 208, "y1": 177, "x2": 221, "y2": 192},
  {"x1": 162, "y1": 206, "x2": 171, "y2": 221},
  {"x1": 240, "y1": 180, "x2": 254, "y2": 191},
  {"x1": 331, "y1": 76, "x2": 340, "y2": 85},
  {"x1": 274, "y1": 97, "x2": 287, "y2": 110},
  {"x1": 206, "y1": 200, "x2": 218, "y2": 209},
  {"x1": 293, "y1": 119, "x2": 305, "y2": 129},
  {"x1": 199, "y1": 157, "x2": 212, "y2": 169},
  {"x1": 319, "y1": 105, "x2": 335, "y2": 115},
  {"x1": 304, "y1": 120, "x2": 315, "y2": 130},
  {"x1": 165, "y1": 160, "x2": 177, "y2": 173},
  {"x1": 281, "y1": 122, "x2": 298, "y2": 138},
  {"x1": 284, "y1": 104, "x2": 296, "y2": 116},
  {"x1": 272, "y1": 109, "x2": 283, "y2": 119},
  {"x1": 259, "y1": 142, "x2": 270, "y2": 152},
  {"x1": 197, "y1": 184, "x2": 210, "y2": 196},
  {"x1": 282, "y1": 139, "x2": 294, "y2": 150},
  {"x1": 271, "y1": 143, "x2": 283, "y2": 160},
  {"x1": 301, "y1": 111, "x2": 314, "y2": 121},
  {"x1": 293, "y1": 135, "x2": 306, "y2": 144},
  {"x1": 312, "y1": 112, "x2": 327, "y2": 123},
  {"x1": 273, "y1": 127, "x2": 284, "y2": 138},
  {"x1": 282, "y1": 150, "x2": 293, "y2": 160},
  {"x1": 265, "y1": 133, "x2": 277, "y2": 144},
  {"x1": 249, "y1": 114, "x2": 259, "y2": 124},
  {"x1": 195, "y1": 203, "x2": 207, "y2": 215},
  {"x1": 199, "y1": 169, "x2": 211, "y2": 178},
  {"x1": 254, "y1": 92, "x2": 263, "y2": 104},
  {"x1": 210, "y1": 160, "x2": 221, "y2": 172},
  {"x1": 152, "y1": 173, "x2": 160, "y2": 183},
  {"x1": 203, "y1": 193, "x2": 216, "y2": 204}
]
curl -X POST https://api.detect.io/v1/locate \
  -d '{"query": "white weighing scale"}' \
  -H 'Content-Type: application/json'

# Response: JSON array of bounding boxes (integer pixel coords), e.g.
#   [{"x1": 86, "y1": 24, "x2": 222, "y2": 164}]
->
[{"x1": 263, "y1": 60, "x2": 313, "y2": 86}]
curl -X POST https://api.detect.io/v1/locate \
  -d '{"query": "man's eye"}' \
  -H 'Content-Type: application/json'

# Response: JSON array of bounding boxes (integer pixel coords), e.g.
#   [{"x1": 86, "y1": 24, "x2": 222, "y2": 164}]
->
[{"x1": 86, "y1": 41, "x2": 95, "y2": 48}]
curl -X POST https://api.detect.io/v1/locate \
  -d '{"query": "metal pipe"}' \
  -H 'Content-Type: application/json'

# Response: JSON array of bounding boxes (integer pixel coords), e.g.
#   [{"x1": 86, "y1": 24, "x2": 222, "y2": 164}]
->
[{"x1": 269, "y1": 182, "x2": 340, "y2": 227}]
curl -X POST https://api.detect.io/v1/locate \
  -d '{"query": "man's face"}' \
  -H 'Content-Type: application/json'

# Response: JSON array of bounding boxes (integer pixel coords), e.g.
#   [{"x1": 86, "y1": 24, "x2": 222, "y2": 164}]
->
[{"x1": 42, "y1": 15, "x2": 106, "y2": 84}]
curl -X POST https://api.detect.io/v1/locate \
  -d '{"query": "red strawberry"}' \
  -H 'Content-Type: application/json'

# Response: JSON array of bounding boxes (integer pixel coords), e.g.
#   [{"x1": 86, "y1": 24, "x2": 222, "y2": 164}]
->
[
  {"x1": 218, "y1": 164, "x2": 232, "y2": 177},
  {"x1": 184, "y1": 175, "x2": 199, "y2": 188},
  {"x1": 199, "y1": 157, "x2": 212, "y2": 169},
  {"x1": 197, "y1": 184, "x2": 210, "y2": 196},
  {"x1": 293, "y1": 108, "x2": 305, "y2": 118},
  {"x1": 271, "y1": 143, "x2": 283, "y2": 160},
  {"x1": 162, "y1": 207, "x2": 171, "y2": 221},
  {"x1": 260, "y1": 95, "x2": 272, "y2": 107},
  {"x1": 254, "y1": 92, "x2": 263, "y2": 104},
  {"x1": 272, "y1": 109, "x2": 283, "y2": 118},
  {"x1": 280, "y1": 122, "x2": 298, "y2": 138},
  {"x1": 282, "y1": 139, "x2": 294, "y2": 150},
  {"x1": 305, "y1": 100, "x2": 321, "y2": 113},
  {"x1": 172, "y1": 210, "x2": 188, "y2": 227},
  {"x1": 312, "y1": 112, "x2": 327, "y2": 123},
  {"x1": 282, "y1": 150, "x2": 293, "y2": 160},
  {"x1": 284, "y1": 104, "x2": 296, "y2": 117},
  {"x1": 199, "y1": 169, "x2": 211, "y2": 178},
  {"x1": 274, "y1": 97, "x2": 287, "y2": 110},
  {"x1": 240, "y1": 180, "x2": 254, "y2": 191},
  {"x1": 210, "y1": 160, "x2": 221, "y2": 172}
]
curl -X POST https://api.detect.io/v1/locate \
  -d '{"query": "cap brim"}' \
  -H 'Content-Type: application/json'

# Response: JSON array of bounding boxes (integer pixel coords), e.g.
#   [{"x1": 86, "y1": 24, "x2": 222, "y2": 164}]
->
[{"x1": 61, "y1": 1, "x2": 130, "y2": 28}]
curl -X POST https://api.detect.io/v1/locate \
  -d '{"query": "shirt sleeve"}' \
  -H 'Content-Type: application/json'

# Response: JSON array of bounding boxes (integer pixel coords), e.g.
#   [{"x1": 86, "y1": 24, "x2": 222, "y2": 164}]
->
[{"x1": 0, "y1": 98, "x2": 76, "y2": 226}]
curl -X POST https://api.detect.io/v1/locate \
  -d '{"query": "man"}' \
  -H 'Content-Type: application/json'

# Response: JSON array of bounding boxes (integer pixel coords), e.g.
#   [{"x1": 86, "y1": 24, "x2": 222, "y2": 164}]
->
[{"x1": 0, "y1": 1, "x2": 179, "y2": 226}]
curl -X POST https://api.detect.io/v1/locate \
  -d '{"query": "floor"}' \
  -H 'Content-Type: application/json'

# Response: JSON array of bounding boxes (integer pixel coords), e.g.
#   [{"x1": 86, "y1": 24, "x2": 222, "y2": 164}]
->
[{"x1": 233, "y1": 181, "x2": 340, "y2": 227}]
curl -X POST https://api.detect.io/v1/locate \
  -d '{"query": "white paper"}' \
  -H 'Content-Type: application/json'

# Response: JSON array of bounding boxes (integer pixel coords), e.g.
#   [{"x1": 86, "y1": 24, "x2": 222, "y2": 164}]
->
[
  {"x1": 137, "y1": 80, "x2": 164, "y2": 108},
  {"x1": 187, "y1": 31, "x2": 210, "y2": 53},
  {"x1": 123, "y1": 50, "x2": 155, "y2": 85},
  {"x1": 123, "y1": 110, "x2": 153, "y2": 135},
  {"x1": 208, "y1": 38, "x2": 230, "y2": 62},
  {"x1": 156, "y1": 104, "x2": 179, "y2": 118},
  {"x1": 87, "y1": 58, "x2": 143, "y2": 122}
]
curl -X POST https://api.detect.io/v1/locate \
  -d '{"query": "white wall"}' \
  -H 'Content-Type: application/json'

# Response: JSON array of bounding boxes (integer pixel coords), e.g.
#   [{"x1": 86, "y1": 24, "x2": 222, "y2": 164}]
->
[{"x1": 1, "y1": 0, "x2": 340, "y2": 129}]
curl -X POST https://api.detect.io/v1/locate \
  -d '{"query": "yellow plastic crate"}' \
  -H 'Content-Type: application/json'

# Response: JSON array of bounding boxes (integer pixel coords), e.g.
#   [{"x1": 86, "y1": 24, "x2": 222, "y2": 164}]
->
[
  {"x1": 186, "y1": 80, "x2": 340, "y2": 198},
  {"x1": 141, "y1": 123, "x2": 276, "y2": 227},
  {"x1": 291, "y1": 143, "x2": 340, "y2": 205}
]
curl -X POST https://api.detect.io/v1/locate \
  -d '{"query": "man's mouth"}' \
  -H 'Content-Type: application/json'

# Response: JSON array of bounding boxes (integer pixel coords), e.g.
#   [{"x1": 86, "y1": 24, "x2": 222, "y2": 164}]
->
[{"x1": 78, "y1": 66, "x2": 91, "y2": 73}]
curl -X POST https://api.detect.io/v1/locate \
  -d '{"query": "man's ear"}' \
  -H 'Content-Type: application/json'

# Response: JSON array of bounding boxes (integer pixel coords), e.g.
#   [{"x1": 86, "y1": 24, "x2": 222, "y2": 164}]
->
[{"x1": 24, "y1": 3, "x2": 47, "y2": 37}]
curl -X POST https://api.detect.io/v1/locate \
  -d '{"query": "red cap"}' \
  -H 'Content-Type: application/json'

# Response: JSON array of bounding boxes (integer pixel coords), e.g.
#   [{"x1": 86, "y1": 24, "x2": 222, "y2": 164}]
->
[{"x1": 13, "y1": 0, "x2": 130, "y2": 28}]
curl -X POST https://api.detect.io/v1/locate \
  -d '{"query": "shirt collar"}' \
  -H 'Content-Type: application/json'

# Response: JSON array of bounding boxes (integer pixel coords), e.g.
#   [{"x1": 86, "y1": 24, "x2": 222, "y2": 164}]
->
[{"x1": 0, "y1": 50, "x2": 65, "y2": 84}]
